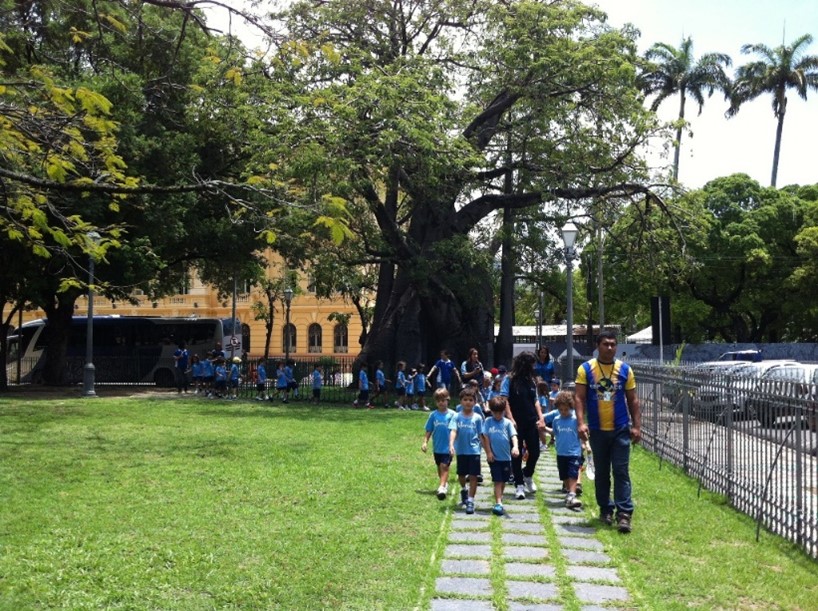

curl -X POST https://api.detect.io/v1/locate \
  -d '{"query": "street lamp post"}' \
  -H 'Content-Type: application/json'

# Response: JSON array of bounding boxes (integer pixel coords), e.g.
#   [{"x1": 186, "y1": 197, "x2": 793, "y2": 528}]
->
[
  {"x1": 283, "y1": 286, "x2": 293, "y2": 363},
  {"x1": 561, "y1": 222, "x2": 578, "y2": 387},
  {"x1": 83, "y1": 231, "x2": 101, "y2": 397},
  {"x1": 533, "y1": 307, "x2": 540, "y2": 352}
]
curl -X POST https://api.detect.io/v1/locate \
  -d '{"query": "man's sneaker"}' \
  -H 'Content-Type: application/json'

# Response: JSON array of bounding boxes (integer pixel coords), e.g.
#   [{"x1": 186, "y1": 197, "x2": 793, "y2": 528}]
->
[
  {"x1": 465, "y1": 500, "x2": 475, "y2": 515},
  {"x1": 437, "y1": 486, "x2": 447, "y2": 501},
  {"x1": 617, "y1": 513, "x2": 632, "y2": 533},
  {"x1": 523, "y1": 476, "x2": 537, "y2": 494},
  {"x1": 492, "y1": 503, "x2": 504, "y2": 516},
  {"x1": 476, "y1": 473, "x2": 483, "y2": 484},
  {"x1": 514, "y1": 485, "x2": 526, "y2": 500},
  {"x1": 422, "y1": 406, "x2": 430, "y2": 411},
  {"x1": 600, "y1": 510, "x2": 614, "y2": 526},
  {"x1": 352, "y1": 400, "x2": 359, "y2": 408},
  {"x1": 575, "y1": 483, "x2": 583, "y2": 496},
  {"x1": 565, "y1": 492, "x2": 582, "y2": 509},
  {"x1": 460, "y1": 488, "x2": 468, "y2": 505}
]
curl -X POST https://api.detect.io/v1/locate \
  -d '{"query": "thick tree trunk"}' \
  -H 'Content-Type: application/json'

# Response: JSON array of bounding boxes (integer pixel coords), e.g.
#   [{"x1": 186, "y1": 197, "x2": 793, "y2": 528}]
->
[
  {"x1": 495, "y1": 204, "x2": 515, "y2": 368},
  {"x1": 40, "y1": 292, "x2": 79, "y2": 386},
  {"x1": 673, "y1": 91, "x2": 686, "y2": 182}
]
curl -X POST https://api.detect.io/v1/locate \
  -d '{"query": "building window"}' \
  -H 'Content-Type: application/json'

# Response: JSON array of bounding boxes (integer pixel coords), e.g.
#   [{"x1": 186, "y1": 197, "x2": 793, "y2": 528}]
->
[
  {"x1": 308, "y1": 324, "x2": 322, "y2": 353},
  {"x1": 333, "y1": 324, "x2": 348, "y2": 354},
  {"x1": 283, "y1": 323, "x2": 296, "y2": 353},
  {"x1": 306, "y1": 274, "x2": 316, "y2": 294},
  {"x1": 180, "y1": 265, "x2": 191, "y2": 295}
]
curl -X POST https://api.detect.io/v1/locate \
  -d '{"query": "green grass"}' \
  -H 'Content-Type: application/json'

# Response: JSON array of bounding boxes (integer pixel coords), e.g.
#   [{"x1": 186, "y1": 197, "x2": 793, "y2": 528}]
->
[{"x1": 0, "y1": 395, "x2": 816, "y2": 610}]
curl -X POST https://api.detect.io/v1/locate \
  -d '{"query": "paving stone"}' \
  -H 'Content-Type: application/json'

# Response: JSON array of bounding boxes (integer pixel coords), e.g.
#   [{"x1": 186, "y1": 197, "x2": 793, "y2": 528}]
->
[
  {"x1": 505, "y1": 562, "x2": 556, "y2": 579},
  {"x1": 502, "y1": 532, "x2": 549, "y2": 546},
  {"x1": 562, "y1": 549, "x2": 611, "y2": 565},
  {"x1": 430, "y1": 598, "x2": 494, "y2": 611},
  {"x1": 550, "y1": 514, "x2": 592, "y2": 525},
  {"x1": 435, "y1": 576, "x2": 493, "y2": 597},
  {"x1": 553, "y1": 523, "x2": 597, "y2": 537},
  {"x1": 449, "y1": 530, "x2": 493, "y2": 543},
  {"x1": 504, "y1": 545, "x2": 549, "y2": 560},
  {"x1": 507, "y1": 580, "x2": 559, "y2": 601},
  {"x1": 502, "y1": 521, "x2": 545, "y2": 534},
  {"x1": 444, "y1": 544, "x2": 492, "y2": 558},
  {"x1": 566, "y1": 565, "x2": 621, "y2": 582},
  {"x1": 558, "y1": 536, "x2": 604, "y2": 550},
  {"x1": 441, "y1": 559, "x2": 491, "y2": 575},
  {"x1": 546, "y1": 506, "x2": 586, "y2": 516},
  {"x1": 450, "y1": 518, "x2": 491, "y2": 531},
  {"x1": 574, "y1": 583, "x2": 630, "y2": 603},
  {"x1": 509, "y1": 603, "x2": 564, "y2": 611},
  {"x1": 500, "y1": 512, "x2": 542, "y2": 523}
]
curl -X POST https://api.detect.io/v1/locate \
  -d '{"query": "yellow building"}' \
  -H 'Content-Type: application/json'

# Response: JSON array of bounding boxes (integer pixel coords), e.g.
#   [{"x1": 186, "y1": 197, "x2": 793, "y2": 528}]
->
[{"x1": 19, "y1": 270, "x2": 364, "y2": 360}]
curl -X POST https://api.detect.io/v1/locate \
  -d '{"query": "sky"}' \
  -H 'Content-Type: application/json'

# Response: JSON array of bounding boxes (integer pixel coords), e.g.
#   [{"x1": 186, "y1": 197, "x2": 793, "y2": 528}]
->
[{"x1": 207, "y1": 0, "x2": 818, "y2": 189}]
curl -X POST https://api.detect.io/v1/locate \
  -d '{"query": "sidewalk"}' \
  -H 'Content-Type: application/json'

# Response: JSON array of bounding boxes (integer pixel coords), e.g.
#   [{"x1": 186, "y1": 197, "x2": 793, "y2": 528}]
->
[{"x1": 428, "y1": 451, "x2": 633, "y2": 610}]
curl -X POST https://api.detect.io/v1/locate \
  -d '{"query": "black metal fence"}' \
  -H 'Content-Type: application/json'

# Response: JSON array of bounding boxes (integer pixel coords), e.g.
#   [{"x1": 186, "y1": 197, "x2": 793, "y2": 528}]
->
[{"x1": 634, "y1": 362, "x2": 817, "y2": 559}]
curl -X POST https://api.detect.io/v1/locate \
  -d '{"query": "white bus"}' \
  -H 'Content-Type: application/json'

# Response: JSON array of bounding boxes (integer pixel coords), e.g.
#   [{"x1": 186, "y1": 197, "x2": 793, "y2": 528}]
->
[{"x1": 6, "y1": 316, "x2": 250, "y2": 386}]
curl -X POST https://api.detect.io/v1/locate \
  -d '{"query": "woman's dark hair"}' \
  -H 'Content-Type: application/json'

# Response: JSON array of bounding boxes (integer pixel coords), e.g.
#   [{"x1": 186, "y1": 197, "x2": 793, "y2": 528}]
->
[
  {"x1": 510, "y1": 351, "x2": 536, "y2": 383},
  {"x1": 537, "y1": 346, "x2": 550, "y2": 361}
]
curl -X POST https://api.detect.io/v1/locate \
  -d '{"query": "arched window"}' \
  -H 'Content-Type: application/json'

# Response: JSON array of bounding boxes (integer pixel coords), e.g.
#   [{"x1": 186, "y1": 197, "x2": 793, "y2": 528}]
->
[
  {"x1": 333, "y1": 324, "x2": 348, "y2": 353},
  {"x1": 283, "y1": 323, "x2": 296, "y2": 353},
  {"x1": 308, "y1": 323, "x2": 322, "y2": 353}
]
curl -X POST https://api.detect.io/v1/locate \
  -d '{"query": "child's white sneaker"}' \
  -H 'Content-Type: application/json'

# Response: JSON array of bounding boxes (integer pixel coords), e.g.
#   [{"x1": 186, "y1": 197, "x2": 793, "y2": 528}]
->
[{"x1": 515, "y1": 485, "x2": 526, "y2": 500}]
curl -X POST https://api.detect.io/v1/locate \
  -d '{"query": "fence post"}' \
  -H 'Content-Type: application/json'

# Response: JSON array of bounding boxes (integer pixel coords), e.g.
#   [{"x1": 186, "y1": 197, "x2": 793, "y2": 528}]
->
[
  {"x1": 726, "y1": 400, "x2": 734, "y2": 502},
  {"x1": 682, "y1": 387, "x2": 690, "y2": 474},
  {"x1": 652, "y1": 380, "x2": 659, "y2": 454},
  {"x1": 794, "y1": 405, "x2": 804, "y2": 548}
]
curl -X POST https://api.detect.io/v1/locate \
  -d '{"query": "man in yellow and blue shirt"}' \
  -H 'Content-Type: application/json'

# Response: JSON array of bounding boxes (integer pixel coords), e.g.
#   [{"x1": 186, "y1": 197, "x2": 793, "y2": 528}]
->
[{"x1": 575, "y1": 330, "x2": 641, "y2": 534}]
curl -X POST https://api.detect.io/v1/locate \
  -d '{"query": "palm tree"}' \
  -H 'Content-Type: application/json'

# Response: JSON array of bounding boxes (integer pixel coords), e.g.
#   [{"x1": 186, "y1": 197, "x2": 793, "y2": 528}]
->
[
  {"x1": 728, "y1": 34, "x2": 818, "y2": 187},
  {"x1": 640, "y1": 37, "x2": 732, "y2": 182}
]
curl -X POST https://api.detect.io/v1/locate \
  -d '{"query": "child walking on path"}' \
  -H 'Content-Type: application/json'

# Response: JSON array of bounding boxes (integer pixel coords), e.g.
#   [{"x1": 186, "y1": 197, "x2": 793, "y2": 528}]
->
[
  {"x1": 394, "y1": 361, "x2": 407, "y2": 409},
  {"x1": 551, "y1": 390, "x2": 584, "y2": 509},
  {"x1": 422, "y1": 388, "x2": 457, "y2": 500},
  {"x1": 311, "y1": 364, "x2": 323, "y2": 404},
  {"x1": 449, "y1": 390, "x2": 485, "y2": 515},
  {"x1": 255, "y1": 358, "x2": 267, "y2": 401},
  {"x1": 354, "y1": 364, "x2": 373, "y2": 409},
  {"x1": 482, "y1": 396, "x2": 519, "y2": 516}
]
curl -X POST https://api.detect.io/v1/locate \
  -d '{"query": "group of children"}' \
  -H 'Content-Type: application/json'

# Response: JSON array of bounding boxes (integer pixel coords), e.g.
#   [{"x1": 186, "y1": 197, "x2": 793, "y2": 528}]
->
[
  {"x1": 188, "y1": 351, "x2": 243, "y2": 399},
  {"x1": 423, "y1": 380, "x2": 591, "y2": 515},
  {"x1": 253, "y1": 359, "x2": 324, "y2": 404},
  {"x1": 354, "y1": 360, "x2": 431, "y2": 410}
]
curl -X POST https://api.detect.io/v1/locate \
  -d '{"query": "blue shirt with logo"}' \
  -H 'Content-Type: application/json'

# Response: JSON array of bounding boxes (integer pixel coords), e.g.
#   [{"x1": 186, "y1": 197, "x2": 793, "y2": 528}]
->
[
  {"x1": 483, "y1": 416, "x2": 517, "y2": 462},
  {"x1": 424, "y1": 408, "x2": 456, "y2": 454},
  {"x1": 449, "y1": 412, "x2": 483, "y2": 456},
  {"x1": 552, "y1": 411, "x2": 582, "y2": 457}
]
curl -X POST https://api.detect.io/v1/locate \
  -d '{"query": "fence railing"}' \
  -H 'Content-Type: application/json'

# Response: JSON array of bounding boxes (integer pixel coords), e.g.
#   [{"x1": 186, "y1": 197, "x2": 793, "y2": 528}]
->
[{"x1": 634, "y1": 362, "x2": 817, "y2": 560}]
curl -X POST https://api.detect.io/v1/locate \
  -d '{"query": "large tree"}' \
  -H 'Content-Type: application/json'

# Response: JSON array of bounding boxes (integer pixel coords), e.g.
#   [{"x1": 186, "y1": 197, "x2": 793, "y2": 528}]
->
[
  {"x1": 639, "y1": 37, "x2": 732, "y2": 182},
  {"x1": 728, "y1": 33, "x2": 818, "y2": 188},
  {"x1": 257, "y1": 0, "x2": 661, "y2": 374}
]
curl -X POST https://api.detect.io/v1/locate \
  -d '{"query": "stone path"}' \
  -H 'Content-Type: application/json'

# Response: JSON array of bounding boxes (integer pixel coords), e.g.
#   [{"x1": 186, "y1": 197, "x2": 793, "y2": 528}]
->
[{"x1": 428, "y1": 451, "x2": 633, "y2": 610}]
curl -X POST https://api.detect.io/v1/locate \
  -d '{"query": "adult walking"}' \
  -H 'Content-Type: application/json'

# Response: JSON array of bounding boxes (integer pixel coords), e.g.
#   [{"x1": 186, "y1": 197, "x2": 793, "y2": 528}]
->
[
  {"x1": 460, "y1": 348, "x2": 484, "y2": 388},
  {"x1": 533, "y1": 346, "x2": 555, "y2": 384},
  {"x1": 574, "y1": 329, "x2": 641, "y2": 533},
  {"x1": 500, "y1": 351, "x2": 546, "y2": 500},
  {"x1": 173, "y1": 341, "x2": 189, "y2": 394}
]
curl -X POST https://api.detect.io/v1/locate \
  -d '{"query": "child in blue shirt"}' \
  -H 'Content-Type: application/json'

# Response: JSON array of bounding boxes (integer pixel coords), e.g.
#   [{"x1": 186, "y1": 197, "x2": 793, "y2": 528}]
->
[
  {"x1": 213, "y1": 358, "x2": 227, "y2": 398},
  {"x1": 549, "y1": 379, "x2": 561, "y2": 408},
  {"x1": 372, "y1": 360, "x2": 387, "y2": 407},
  {"x1": 229, "y1": 357, "x2": 241, "y2": 400},
  {"x1": 285, "y1": 360, "x2": 298, "y2": 398},
  {"x1": 311, "y1": 364, "x2": 323, "y2": 404},
  {"x1": 415, "y1": 363, "x2": 428, "y2": 411},
  {"x1": 483, "y1": 396, "x2": 519, "y2": 515},
  {"x1": 449, "y1": 388, "x2": 486, "y2": 515},
  {"x1": 273, "y1": 361, "x2": 289, "y2": 403},
  {"x1": 191, "y1": 354, "x2": 203, "y2": 395},
  {"x1": 354, "y1": 365, "x2": 372, "y2": 409},
  {"x1": 394, "y1": 361, "x2": 407, "y2": 410},
  {"x1": 422, "y1": 388, "x2": 457, "y2": 500},
  {"x1": 255, "y1": 358, "x2": 267, "y2": 401},
  {"x1": 549, "y1": 390, "x2": 584, "y2": 509},
  {"x1": 406, "y1": 368, "x2": 416, "y2": 409},
  {"x1": 201, "y1": 355, "x2": 214, "y2": 397}
]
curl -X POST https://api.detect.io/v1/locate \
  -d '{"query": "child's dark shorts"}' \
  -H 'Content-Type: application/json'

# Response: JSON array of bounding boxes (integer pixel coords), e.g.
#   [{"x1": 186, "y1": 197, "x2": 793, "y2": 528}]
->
[
  {"x1": 489, "y1": 460, "x2": 512, "y2": 483},
  {"x1": 312, "y1": 388, "x2": 321, "y2": 399},
  {"x1": 396, "y1": 388, "x2": 406, "y2": 396},
  {"x1": 434, "y1": 452, "x2": 452, "y2": 466},
  {"x1": 230, "y1": 379, "x2": 239, "y2": 389},
  {"x1": 358, "y1": 389, "x2": 370, "y2": 402},
  {"x1": 416, "y1": 390, "x2": 426, "y2": 398},
  {"x1": 215, "y1": 380, "x2": 227, "y2": 392},
  {"x1": 556, "y1": 454, "x2": 584, "y2": 481},
  {"x1": 256, "y1": 382, "x2": 266, "y2": 392},
  {"x1": 456, "y1": 454, "x2": 481, "y2": 477}
]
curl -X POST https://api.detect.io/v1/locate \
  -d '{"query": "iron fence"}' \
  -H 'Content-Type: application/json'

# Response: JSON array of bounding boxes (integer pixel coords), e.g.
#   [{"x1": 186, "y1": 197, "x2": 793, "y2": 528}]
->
[{"x1": 634, "y1": 362, "x2": 817, "y2": 559}]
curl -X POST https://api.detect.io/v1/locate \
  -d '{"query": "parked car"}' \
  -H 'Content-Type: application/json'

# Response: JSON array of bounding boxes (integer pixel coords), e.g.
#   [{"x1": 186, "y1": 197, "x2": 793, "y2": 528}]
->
[
  {"x1": 716, "y1": 349, "x2": 763, "y2": 362},
  {"x1": 745, "y1": 363, "x2": 818, "y2": 427}
]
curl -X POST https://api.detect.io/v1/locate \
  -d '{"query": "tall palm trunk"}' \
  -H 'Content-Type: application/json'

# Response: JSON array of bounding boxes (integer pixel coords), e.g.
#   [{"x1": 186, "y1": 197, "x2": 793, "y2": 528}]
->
[
  {"x1": 771, "y1": 96, "x2": 787, "y2": 188},
  {"x1": 673, "y1": 91, "x2": 686, "y2": 182}
]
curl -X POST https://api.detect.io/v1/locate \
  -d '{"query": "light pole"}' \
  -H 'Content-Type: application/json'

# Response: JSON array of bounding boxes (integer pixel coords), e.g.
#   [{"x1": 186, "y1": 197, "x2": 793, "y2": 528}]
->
[
  {"x1": 83, "y1": 231, "x2": 101, "y2": 397},
  {"x1": 533, "y1": 307, "x2": 540, "y2": 352},
  {"x1": 230, "y1": 276, "x2": 238, "y2": 361},
  {"x1": 562, "y1": 222, "x2": 578, "y2": 386},
  {"x1": 283, "y1": 286, "x2": 293, "y2": 363}
]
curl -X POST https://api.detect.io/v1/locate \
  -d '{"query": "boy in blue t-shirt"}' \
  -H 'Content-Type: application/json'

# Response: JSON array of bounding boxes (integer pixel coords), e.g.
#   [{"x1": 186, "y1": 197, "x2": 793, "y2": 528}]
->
[
  {"x1": 255, "y1": 358, "x2": 267, "y2": 401},
  {"x1": 229, "y1": 357, "x2": 241, "y2": 400},
  {"x1": 311, "y1": 364, "x2": 323, "y2": 404},
  {"x1": 272, "y1": 361, "x2": 289, "y2": 403},
  {"x1": 394, "y1": 361, "x2": 407, "y2": 410},
  {"x1": 549, "y1": 390, "x2": 584, "y2": 509},
  {"x1": 354, "y1": 365, "x2": 372, "y2": 409},
  {"x1": 406, "y1": 368, "x2": 416, "y2": 409},
  {"x1": 213, "y1": 358, "x2": 227, "y2": 398},
  {"x1": 201, "y1": 355, "x2": 214, "y2": 397},
  {"x1": 414, "y1": 364, "x2": 428, "y2": 411},
  {"x1": 422, "y1": 388, "x2": 457, "y2": 500},
  {"x1": 448, "y1": 388, "x2": 486, "y2": 515},
  {"x1": 372, "y1": 360, "x2": 387, "y2": 407},
  {"x1": 483, "y1": 396, "x2": 520, "y2": 515}
]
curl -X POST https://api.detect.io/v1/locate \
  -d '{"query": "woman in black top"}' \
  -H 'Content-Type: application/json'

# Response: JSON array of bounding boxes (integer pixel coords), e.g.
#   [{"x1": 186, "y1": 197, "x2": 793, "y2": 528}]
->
[{"x1": 503, "y1": 351, "x2": 546, "y2": 499}]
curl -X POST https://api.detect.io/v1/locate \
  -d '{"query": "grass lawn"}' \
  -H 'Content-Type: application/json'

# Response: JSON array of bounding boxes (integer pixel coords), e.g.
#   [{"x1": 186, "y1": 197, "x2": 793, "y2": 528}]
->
[{"x1": 0, "y1": 394, "x2": 816, "y2": 610}]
